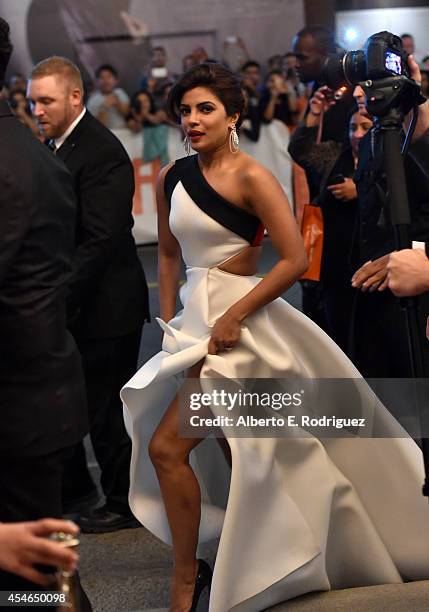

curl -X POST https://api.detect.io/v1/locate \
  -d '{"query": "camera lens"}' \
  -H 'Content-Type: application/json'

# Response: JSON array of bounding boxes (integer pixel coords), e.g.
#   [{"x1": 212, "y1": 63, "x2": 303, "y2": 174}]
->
[{"x1": 323, "y1": 50, "x2": 366, "y2": 90}]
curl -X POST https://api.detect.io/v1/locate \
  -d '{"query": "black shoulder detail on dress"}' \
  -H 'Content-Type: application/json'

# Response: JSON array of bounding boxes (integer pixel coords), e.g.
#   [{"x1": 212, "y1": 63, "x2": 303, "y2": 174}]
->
[
  {"x1": 164, "y1": 156, "x2": 194, "y2": 205},
  {"x1": 177, "y1": 155, "x2": 261, "y2": 244}
]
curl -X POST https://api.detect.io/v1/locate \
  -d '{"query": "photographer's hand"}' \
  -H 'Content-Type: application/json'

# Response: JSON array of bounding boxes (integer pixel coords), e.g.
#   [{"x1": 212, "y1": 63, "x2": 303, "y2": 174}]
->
[
  {"x1": 387, "y1": 248, "x2": 429, "y2": 296},
  {"x1": 351, "y1": 254, "x2": 390, "y2": 292},
  {"x1": 0, "y1": 519, "x2": 79, "y2": 586},
  {"x1": 306, "y1": 86, "x2": 335, "y2": 127},
  {"x1": 327, "y1": 178, "x2": 357, "y2": 201}
]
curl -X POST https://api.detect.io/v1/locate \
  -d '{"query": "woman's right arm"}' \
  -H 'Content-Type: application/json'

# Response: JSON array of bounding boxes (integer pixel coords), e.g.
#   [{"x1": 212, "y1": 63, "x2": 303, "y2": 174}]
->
[{"x1": 156, "y1": 163, "x2": 182, "y2": 322}]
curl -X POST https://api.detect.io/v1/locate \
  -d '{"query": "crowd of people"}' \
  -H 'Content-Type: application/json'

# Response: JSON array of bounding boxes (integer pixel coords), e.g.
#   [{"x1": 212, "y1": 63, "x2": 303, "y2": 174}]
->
[
  {"x1": 1, "y1": 41, "x2": 312, "y2": 147},
  {"x1": 2, "y1": 10, "x2": 429, "y2": 611}
]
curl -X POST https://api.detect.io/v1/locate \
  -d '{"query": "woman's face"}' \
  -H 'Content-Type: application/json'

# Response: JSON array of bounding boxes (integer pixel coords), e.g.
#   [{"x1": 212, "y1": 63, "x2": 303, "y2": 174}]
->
[
  {"x1": 179, "y1": 86, "x2": 238, "y2": 153},
  {"x1": 137, "y1": 93, "x2": 151, "y2": 113},
  {"x1": 353, "y1": 85, "x2": 367, "y2": 116},
  {"x1": 349, "y1": 111, "x2": 373, "y2": 155}
]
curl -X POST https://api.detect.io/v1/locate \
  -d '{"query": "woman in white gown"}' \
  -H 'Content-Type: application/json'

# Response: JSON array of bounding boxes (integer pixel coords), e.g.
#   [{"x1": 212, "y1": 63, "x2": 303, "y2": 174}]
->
[{"x1": 121, "y1": 63, "x2": 429, "y2": 612}]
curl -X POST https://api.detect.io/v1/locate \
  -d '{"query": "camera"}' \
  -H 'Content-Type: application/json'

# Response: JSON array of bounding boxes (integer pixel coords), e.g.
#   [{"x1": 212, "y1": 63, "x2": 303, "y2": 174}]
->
[{"x1": 323, "y1": 31, "x2": 409, "y2": 90}]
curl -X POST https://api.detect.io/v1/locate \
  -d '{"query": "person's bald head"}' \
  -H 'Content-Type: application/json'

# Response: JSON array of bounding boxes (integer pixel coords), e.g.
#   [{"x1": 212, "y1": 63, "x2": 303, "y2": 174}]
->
[
  {"x1": 292, "y1": 26, "x2": 337, "y2": 83},
  {"x1": 27, "y1": 56, "x2": 84, "y2": 139}
]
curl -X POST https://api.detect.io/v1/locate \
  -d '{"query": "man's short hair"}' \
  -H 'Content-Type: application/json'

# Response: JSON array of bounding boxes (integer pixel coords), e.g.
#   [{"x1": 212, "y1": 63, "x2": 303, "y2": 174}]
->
[
  {"x1": 152, "y1": 46, "x2": 166, "y2": 55},
  {"x1": 401, "y1": 33, "x2": 413, "y2": 40},
  {"x1": 295, "y1": 26, "x2": 337, "y2": 54},
  {"x1": 0, "y1": 18, "x2": 13, "y2": 89},
  {"x1": 241, "y1": 60, "x2": 261, "y2": 72},
  {"x1": 30, "y1": 56, "x2": 83, "y2": 94},
  {"x1": 95, "y1": 63, "x2": 118, "y2": 79}
]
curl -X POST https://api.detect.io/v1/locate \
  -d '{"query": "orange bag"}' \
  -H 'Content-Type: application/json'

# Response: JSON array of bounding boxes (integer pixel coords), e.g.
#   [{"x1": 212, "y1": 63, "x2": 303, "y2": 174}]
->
[{"x1": 300, "y1": 203, "x2": 324, "y2": 281}]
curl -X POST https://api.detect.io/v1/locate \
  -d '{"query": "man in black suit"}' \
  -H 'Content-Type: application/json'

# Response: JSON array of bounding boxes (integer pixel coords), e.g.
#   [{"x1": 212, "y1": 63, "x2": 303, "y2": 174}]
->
[
  {"x1": 27, "y1": 56, "x2": 150, "y2": 533},
  {"x1": 0, "y1": 18, "x2": 88, "y2": 591}
]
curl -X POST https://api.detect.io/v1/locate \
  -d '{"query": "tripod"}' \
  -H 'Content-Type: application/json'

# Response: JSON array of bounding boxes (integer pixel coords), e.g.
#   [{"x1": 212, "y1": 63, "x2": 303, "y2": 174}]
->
[{"x1": 363, "y1": 75, "x2": 429, "y2": 497}]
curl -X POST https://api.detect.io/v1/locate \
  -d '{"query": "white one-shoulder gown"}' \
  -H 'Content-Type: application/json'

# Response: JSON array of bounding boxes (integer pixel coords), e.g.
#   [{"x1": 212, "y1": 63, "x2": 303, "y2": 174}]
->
[{"x1": 121, "y1": 155, "x2": 429, "y2": 611}]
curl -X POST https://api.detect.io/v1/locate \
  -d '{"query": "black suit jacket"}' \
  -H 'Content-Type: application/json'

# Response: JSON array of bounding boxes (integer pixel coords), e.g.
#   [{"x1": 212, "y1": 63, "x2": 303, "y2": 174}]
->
[
  {"x1": 0, "y1": 101, "x2": 88, "y2": 458},
  {"x1": 56, "y1": 111, "x2": 149, "y2": 339}
]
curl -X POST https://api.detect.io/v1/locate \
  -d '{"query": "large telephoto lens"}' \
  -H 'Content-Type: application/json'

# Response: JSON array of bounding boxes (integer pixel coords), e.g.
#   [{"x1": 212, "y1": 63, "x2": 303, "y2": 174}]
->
[{"x1": 323, "y1": 50, "x2": 366, "y2": 89}]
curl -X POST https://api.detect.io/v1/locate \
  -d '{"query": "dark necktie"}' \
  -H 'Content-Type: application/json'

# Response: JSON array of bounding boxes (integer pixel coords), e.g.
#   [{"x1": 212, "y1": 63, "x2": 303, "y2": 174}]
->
[{"x1": 48, "y1": 139, "x2": 57, "y2": 154}]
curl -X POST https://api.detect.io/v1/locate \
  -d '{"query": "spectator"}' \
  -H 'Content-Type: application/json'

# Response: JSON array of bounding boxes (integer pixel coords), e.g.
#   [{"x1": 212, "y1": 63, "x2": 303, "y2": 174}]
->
[
  {"x1": 182, "y1": 53, "x2": 197, "y2": 73},
  {"x1": 192, "y1": 46, "x2": 209, "y2": 64},
  {"x1": 8, "y1": 89, "x2": 40, "y2": 138},
  {"x1": 267, "y1": 54, "x2": 284, "y2": 72},
  {"x1": 422, "y1": 55, "x2": 429, "y2": 70},
  {"x1": 289, "y1": 86, "x2": 373, "y2": 352},
  {"x1": 222, "y1": 36, "x2": 250, "y2": 72},
  {"x1": 259, "y1": 70, "x2": 297, "y2": 127},
  {"x1": 241, "y1": 60, "x2": 262, "y2": 97},
  {"x1": 87, "y1": 64, "x2": 130, "y2": 129},
  {"x1": 290, "y1": 26, "x2": 355, "y2": 333},
  {"x1": 7, "y1": 72, "x2": 26, "y2": 93},
  {"x1": 292, "y1": 26, "x2": 355, "y2": 186},
  {"x1": 401, "y1": 33, "x2": 415, "y2": 56},
  {"x1": 129, "y1": 90, "x2": 170, "y2": 165},
  {"x1": 284, "y1": 52, "x2": 307, "y2": 98},
  {"x1": 240, "y1": 86, "x2": 261, "y2": 142},
  {"x1": 140, "y1": 46, "x2": 175, "y2": 110}
]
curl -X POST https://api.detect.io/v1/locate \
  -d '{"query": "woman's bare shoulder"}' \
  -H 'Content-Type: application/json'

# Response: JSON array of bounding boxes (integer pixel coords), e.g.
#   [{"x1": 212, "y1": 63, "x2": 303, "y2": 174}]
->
[{"x1": 236, "y1": 152, "x2": 275, "y2": 185}]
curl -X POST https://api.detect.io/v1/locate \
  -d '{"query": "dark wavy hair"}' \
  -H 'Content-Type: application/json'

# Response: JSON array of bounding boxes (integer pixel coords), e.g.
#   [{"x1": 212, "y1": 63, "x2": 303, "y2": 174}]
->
[{"x1": 167, "y1": 62, "x2": 245, "y2": 127}]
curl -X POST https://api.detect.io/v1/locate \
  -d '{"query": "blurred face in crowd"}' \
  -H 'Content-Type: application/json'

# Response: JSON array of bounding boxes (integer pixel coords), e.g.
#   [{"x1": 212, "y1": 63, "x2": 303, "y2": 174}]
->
[
  {"x1": 349, "y1": 111, "x2": 373, "y2": 156},
  {"x1": 268, "y1": 55, "x2": 284, "y2": 72},
  {"x1": 284, "y1": 54, "x2": 297, "y2": 71},
  {"x1": 266, "y1": 72, "x2": 286, "y2": 92},
  {"x1": 401, "y1": 35, "x2": 415, "y2": 56},
  {"x1": 9, "y1": 90, "x2": 27, "y2": 115},
  {"x1": 292, "y1": 33, "x2": 324, "y2": 83},
  {"x1": 179, "y1": 86, "x2": 238, "y2": 153},
  {"x1": 182, "y1": 54, "x2": 196, "y2": 73},
  {"x1": 242, "y1": 64, "x2": 261, "y2": 89},
  {"x1": 27, "y1": 74, "x2": 82, "y2": 139},
  {"x1": 284, "y1": 55, "x2": 299, "y2": 81},
  {"x1": 9, "y1": 73, "x2": 27, "y2": 93},
  {"x1": 353, "y1": 84, "x2": 368, "y2": 116},
  {"x1": 136, "y1": 92, "x2": 152, "y2": 114},
  {"x1": 97, "y1": 69, "x2": 117, "y2": 95},
  {"x1": 152, "y1": 48, "x2": 167, "y2": 68}
]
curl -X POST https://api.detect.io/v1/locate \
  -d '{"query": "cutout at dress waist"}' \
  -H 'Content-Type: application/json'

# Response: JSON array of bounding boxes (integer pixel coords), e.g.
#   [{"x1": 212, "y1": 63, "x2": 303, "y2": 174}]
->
[{"x1": 211, "y1": 245, "x2": 261, "y2": 277}]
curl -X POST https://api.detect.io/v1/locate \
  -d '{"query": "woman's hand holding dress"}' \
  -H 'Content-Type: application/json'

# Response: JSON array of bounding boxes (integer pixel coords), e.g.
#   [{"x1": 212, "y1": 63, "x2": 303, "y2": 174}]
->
[{"x1": 208, "y1": 311, "x2": 242, "y2": 354}]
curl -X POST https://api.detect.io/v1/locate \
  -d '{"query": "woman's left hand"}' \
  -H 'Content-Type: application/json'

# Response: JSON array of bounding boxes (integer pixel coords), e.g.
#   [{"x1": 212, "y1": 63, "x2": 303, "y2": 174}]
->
[
  {"x1": 327, "y1": 178, "x2": 357, "y2": 201},
  {"x1": 351, "y1": 254, "x2": 390, "y2": 292},
  {"x1": 208, "y1": 312, "x2": 242, "y2": 354}
]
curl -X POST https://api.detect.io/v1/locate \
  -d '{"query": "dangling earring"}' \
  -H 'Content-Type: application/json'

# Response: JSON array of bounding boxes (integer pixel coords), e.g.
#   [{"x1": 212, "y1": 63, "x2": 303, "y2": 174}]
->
[
  {"x1": 229, "y1": 124, "x2": 239, "y2": 153},
  {"x1": 182, "y1": 136, "x2": 191, "y2": 155}
]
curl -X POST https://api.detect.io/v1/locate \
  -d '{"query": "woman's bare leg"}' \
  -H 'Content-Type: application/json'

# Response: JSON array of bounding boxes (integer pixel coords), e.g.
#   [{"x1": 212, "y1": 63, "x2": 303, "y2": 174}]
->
[{"x1": 148, "y1": 361, "x2": 205, "y2": 612}]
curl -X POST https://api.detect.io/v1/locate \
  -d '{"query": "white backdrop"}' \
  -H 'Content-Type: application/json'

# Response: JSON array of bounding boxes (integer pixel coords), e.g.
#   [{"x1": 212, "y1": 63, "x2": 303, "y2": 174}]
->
[{"x1": 113, "y1": 121, "x2": 293, "y2": 245}]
